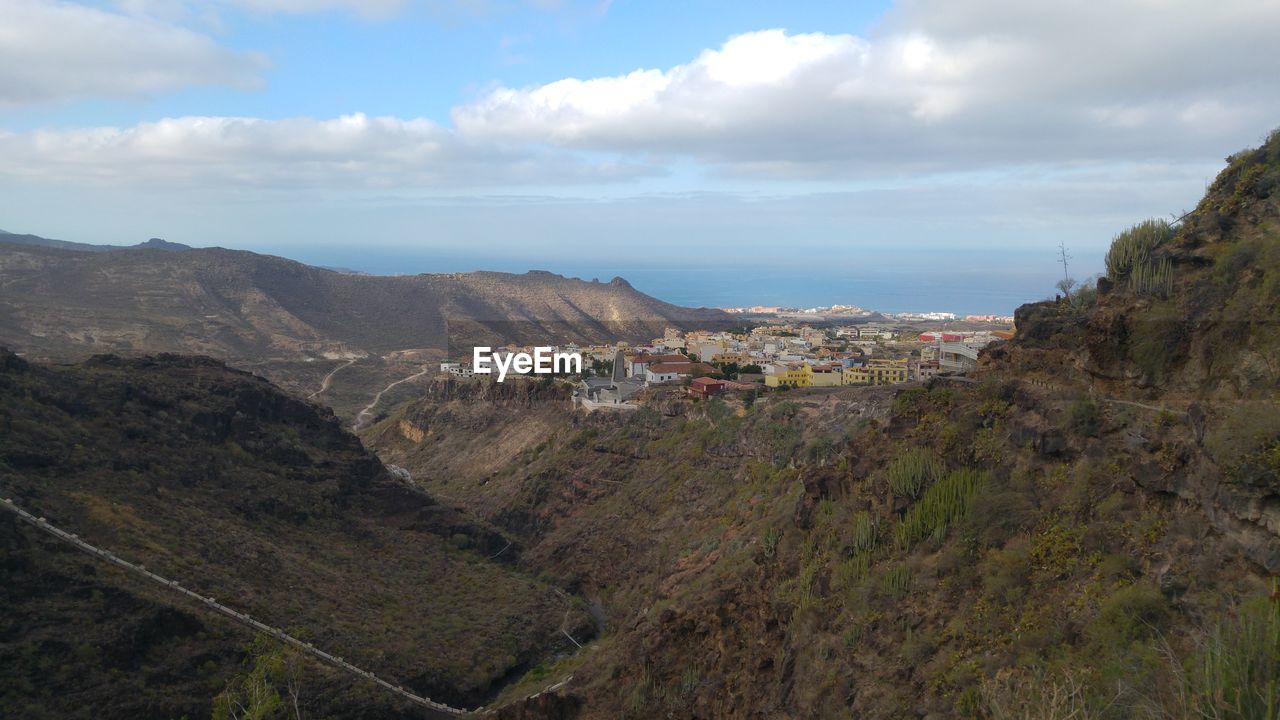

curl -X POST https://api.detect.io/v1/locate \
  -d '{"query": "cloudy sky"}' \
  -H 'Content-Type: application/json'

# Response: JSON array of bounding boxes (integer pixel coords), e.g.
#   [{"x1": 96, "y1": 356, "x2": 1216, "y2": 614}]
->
[{"x1": 1, "y1": 0, "x2": 1278, "y2": 311}]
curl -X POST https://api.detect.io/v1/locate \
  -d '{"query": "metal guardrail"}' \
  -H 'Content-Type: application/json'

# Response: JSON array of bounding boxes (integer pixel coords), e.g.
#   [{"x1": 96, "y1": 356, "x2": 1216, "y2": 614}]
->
[{"x1": 0, "y1": 496, "x2": 468, "y2": 717}]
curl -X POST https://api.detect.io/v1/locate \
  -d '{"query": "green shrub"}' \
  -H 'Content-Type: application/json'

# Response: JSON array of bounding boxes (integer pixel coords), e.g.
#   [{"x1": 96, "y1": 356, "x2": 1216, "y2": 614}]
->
[
  {"x1": 1204, "y1": 401, "x2": 1280, "y2": 490},
  {"x1": 803, "y1": 435, "x2": 836, "y2": 464},
  {"x1": 850, "y1": 512, "x2": 879, "y2": 552},
  {"x1": 879, "y1": 563, "x2": 912, "y2": 599},
  {"x1": 831, "y1": 552, "x2": 872, "y2": 595},
  {"x1": 1106, "y1": 219, "x2": 1175, "y2": 295},
  {"x1": 963, "y1": 472, "x2": 1038, "y2": 548},
  {"x1": 761, "y1": 527, "x2": 782, "y2": 558},
  {"x1": 882, "y1": 447, "x2": 946, "y2": 499},
  {"x1": 1065, "y1": 396, "x2": 1102, "y2": 437},
  {"x1": 895, "y1": 468, "x2": 986, "y2": 549},
  {"x1": 1130, "y1": 257, "x2": 1174, "y2": 296},
  {"x1": 1086, "y1": 584, "x2": 1169, "y2": 647},
  {"x1": 1183, "y1": 594, "x2": 1280, "y2": 720},
  {"x1": 1129, "y1": 301, "x2": 1188, "y2": 382},
  {"x1": 980, "y1": 542, "x2": 1032, "y2": 604}
]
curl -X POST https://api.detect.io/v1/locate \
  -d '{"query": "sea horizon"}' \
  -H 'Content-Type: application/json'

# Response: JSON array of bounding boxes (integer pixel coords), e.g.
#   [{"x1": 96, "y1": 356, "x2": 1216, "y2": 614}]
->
[{"x1": 275, "y1": 247, "x2": 1082, "y2": 317}]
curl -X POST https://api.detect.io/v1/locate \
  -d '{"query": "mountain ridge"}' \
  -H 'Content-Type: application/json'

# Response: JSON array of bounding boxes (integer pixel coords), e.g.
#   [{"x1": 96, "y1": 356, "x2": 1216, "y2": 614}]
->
[
  {"x1": 0, "y1": 229, "x2": 192, "y2": 253},
  {"x1": 0, "y1": 239, "x2": 734, "y2": 363}
]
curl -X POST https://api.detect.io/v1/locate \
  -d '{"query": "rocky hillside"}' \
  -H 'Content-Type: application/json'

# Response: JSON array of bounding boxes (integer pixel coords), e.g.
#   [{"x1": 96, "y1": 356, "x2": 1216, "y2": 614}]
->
[
  {"x1": 5, "y1": 134, "x2": 1279, "y2": 719},
  {"x1": 0, "y1": 349, "x2": 591, "y2": 719},
  {"x1": 359, "y1": 133, "x2": 1280, "y2": 719},
  {"x1": 0, "y1": 241, "x2": 732, "y2": 362}
]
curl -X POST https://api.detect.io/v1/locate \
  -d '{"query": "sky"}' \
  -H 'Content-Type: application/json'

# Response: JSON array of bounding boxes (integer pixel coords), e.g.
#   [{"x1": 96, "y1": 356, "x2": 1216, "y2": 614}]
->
[{"x1": 2, "y1": 0, "x2": 1279, "y2": 313}]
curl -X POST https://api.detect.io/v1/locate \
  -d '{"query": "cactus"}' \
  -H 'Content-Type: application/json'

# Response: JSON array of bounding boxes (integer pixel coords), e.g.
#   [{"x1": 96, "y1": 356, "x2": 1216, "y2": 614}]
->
[
  {"x1": 894, "y1": 468, "x2": 986, "y2": 549},
  {"x1": 1105, "y1": 219, "x2": 1175, "y2": 296},
  {"x1": 850, "y1": 511, "x2": 879, "y2": 552},
  {"x1": 883, "y1": 447, "x2": 946, "y2": 499},
  {"x1": 1129, "y1": 256, "x2": 1173, "y2": 296}
]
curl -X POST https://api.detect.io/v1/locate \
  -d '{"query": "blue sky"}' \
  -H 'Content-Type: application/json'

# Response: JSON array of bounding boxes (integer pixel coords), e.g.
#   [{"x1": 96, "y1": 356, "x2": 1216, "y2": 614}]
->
[
  {"x1": 6, "y1": 1, "x2": 891, "y2": 130},
  {"x1": 2, "y1": 0, "x2": 1278, "y2": 313}
]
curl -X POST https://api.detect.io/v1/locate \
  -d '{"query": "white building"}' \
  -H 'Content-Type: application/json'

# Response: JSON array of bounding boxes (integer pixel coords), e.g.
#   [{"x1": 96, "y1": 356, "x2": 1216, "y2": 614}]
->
[
  {"x1": 937, "y1": 343, "x2": 979, "y2": 374},
  {"x1": 441, "y1": 363, "x2": 474, "y2": 378}
]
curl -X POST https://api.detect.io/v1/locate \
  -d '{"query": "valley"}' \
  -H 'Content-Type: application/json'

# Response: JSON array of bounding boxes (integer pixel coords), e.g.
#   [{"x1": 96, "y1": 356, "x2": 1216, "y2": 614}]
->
[
  {"x1": 1, "y1": 132, "x2": 1279, "y2": 719},
  {"x1": 0, "y1": 239, "x2": 734, "y2": 425}
]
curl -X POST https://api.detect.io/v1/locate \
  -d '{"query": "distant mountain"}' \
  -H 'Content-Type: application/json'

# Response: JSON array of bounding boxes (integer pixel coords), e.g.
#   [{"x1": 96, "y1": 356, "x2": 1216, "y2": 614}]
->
[
  {"x1": 0, "y1": 229, "x2": 191, "y2": 253},
  {"x1": 0, "y1": 240, "x2": 732, "y2": 362}
]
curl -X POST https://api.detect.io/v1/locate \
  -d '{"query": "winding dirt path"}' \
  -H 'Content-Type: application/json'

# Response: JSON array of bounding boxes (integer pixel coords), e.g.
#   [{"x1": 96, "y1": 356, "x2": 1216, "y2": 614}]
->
[
  {"x1": 308, "y1": 358, "x2": 357, "y2": 400},
  {"x1": 352, "y1": 365, "x2": 432, "y2": 432}
]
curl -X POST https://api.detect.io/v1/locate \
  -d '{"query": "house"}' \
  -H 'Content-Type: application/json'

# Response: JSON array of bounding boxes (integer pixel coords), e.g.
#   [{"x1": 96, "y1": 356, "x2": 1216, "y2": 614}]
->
[
  {"x1": 644, "y1": 362, "x2": 690, "y2": 384},
  {"x1": 809, "y1": 362, "x2": 844, "y2": 387},
  {"x1": 843, "y1": 358, "x2": 908, "y2": 385},
  {"x1": 915, "y1": 359, "x2": 941, "y2": 381},
  {"x1": 765, "y1": 364, "x2": 812, "y2": 388},
  {"x1": 440, "y1": 361, "x2": 474, "y2": 378},
  {"x1": 937, "y1": 343, "x2": 979, "y2": 374},
  {"x1": 574, "y1": 350, "x2": 645, "y2": 411},
  {"x1": 626, "y1": 352, "x2": 690, "y2": 378},
  {"x1": 696, "y1": 342, "x2": 725, "y2": 362},
  {"x1": 688, "y1": 377, "x2": 728, "y2": 398}
]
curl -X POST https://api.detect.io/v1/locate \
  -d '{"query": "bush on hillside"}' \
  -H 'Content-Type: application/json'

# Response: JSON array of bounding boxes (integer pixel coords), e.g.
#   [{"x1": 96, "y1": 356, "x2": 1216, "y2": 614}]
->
[
  {"x1": 1065, "y1": 396, "x2": 1102, "y2": 437},
  {"x1": 1182, "y1": 594, "x2": 1280, "y2": 719},
  {"x1": 882, "y1": 447, "x2": 946, "y2": 499},
  {"x1": 1105, "y1": 219, "x2": 1175, "y2": 296},
  {"x1": 895, "y1": 468, "x2": 986, "y2": 549},
  {"x1": 1204, "y1": 401, "x2": 1280, "y2": 490}
]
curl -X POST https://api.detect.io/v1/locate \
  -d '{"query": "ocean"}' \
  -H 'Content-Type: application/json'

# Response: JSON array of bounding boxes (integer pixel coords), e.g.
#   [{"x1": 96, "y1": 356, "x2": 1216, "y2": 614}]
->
[{"x1": 287, "y1": 247, "x2": 1095, "y2": 317}]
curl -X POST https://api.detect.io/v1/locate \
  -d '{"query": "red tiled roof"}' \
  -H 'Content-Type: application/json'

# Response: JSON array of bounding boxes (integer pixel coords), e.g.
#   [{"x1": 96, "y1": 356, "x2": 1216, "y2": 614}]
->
[{"x1": 628, "y1": 352, "x2": 689, "y2": 364}]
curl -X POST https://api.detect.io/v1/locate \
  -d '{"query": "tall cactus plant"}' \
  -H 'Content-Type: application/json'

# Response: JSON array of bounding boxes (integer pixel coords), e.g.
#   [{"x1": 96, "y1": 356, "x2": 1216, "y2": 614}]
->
[{"x1": 1105, "y1": 219, "x2": 1175, "y2": 296}]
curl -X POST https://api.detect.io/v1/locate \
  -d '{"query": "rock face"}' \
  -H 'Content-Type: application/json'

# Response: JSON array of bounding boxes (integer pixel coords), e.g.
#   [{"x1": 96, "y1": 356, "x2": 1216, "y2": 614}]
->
[
  {"x1": 0, "y1": 241, "x2": 733, "y2": 362},
  {"x1": 1000, "y1": 134, "x2": 1280, "y2": 574}
]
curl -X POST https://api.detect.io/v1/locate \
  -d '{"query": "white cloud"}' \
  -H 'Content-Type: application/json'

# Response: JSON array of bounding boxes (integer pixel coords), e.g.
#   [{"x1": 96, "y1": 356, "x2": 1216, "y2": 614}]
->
[
  {"x1": 0, "y1": 113, "x2": 656, "y2": 188},
  {"x1": 0, "y1": 0, "x2": 609, "y2": 107},
  {"x1": 2, "y1": 0, "x2": 1278, "y2": 190},
  {"x1": 0, "y1": 0, "x2": 267, "y2": 105},
  {"x1": 453, "y1": 0, "x2": 1280, "y2": 174}
]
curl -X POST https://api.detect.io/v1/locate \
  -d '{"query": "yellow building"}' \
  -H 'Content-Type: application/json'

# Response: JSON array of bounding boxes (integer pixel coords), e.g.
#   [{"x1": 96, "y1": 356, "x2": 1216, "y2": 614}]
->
[
  {"x1": 765, "y1": 364, "x2": 812, "y2": 388},
  {"x1": 809, "y1": 363, "x2": 844, "y2": 387},
  {"x1": 843, "y1": 358, "x2": 909, "y2": 386}
]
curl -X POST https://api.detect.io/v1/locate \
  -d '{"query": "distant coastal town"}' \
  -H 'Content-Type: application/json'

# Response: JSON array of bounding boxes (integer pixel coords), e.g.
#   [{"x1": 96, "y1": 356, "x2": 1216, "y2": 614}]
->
[{"x1": 439, "y1": 307, "x2": 1016, "y2": 411}]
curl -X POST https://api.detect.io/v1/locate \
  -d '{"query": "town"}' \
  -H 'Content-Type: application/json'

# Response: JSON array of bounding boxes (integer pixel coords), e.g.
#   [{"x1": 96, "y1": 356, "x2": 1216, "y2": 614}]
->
[{"x1": 437, "y1": 312, "x2": 1015, "y2": 411}]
